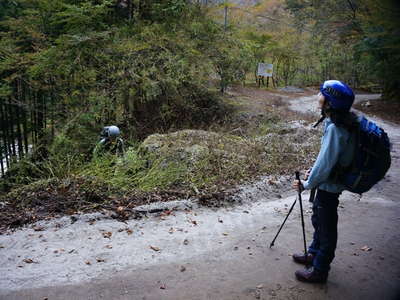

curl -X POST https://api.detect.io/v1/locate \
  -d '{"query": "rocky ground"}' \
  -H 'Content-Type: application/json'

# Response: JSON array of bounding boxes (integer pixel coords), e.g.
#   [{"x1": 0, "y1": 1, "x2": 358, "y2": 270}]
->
[{"x1": 1, "y1": 89, "x2": 399, "y2": 300}]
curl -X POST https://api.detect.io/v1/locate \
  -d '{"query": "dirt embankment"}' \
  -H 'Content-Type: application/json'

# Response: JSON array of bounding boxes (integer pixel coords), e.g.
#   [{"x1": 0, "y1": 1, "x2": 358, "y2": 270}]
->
[{"x1": 354, "y1": 97, "x2": 400, "y2": 125}]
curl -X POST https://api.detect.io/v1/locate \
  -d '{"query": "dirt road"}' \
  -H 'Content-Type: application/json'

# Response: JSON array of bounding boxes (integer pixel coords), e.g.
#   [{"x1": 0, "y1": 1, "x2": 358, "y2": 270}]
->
[{"x1": 1, "y1": 92, "x2": 399, "y2": 300}]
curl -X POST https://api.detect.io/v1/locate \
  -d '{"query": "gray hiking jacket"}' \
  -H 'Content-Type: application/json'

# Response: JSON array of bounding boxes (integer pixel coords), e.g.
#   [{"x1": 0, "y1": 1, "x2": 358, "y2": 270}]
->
[{"x1": 303, "y1": 118, "x2": 355, "y2": 194}]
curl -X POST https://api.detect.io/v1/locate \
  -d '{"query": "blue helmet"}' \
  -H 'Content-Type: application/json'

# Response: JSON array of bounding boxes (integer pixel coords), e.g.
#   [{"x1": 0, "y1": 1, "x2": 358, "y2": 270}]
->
[{"x1": 320, "y1": 80, "x2": 355, "y2": 111}]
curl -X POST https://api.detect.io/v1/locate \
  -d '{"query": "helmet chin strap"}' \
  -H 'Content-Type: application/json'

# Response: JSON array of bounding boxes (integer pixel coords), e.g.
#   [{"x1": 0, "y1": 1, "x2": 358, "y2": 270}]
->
[
  {"x1": 313, "y1": 110, "x2": 326, "y2": 128},
  {"x1": 313, "y1": 99, "x2": 329, "y2": 128}
]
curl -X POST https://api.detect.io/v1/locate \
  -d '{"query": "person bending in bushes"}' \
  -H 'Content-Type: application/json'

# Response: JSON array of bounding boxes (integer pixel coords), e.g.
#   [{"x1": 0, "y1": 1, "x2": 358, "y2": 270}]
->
[{"x1": 93, "y1": 125, "x2": 124, "y2": 158}]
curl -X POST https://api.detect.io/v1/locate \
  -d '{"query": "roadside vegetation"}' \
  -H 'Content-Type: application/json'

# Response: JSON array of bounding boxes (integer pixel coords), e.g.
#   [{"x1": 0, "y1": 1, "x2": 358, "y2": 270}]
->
[{"x1": 0, "y1": 88, "x2": 321, "y2": 230}]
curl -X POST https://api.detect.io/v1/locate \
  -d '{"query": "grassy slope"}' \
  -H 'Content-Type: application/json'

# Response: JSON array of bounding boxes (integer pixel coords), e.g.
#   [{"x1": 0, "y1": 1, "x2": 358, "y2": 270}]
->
[{"x1": 0, "y1": 86, "x2": 320, "y2": 230}]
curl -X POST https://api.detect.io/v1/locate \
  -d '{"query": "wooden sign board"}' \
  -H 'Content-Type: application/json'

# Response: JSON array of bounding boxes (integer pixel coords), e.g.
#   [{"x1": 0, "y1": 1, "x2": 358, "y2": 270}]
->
[{"x1": 257, "y1": 63, "x2": 273, "y2": 77}]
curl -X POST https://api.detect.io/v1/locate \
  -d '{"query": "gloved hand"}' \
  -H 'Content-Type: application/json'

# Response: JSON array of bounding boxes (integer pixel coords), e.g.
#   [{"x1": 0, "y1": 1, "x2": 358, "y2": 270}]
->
[
  {"x1": 292, "y1": 179, "x2": 304, "y2": 192},
  {"x1": 304, "y1": 168, "x2": 312, "y2": 180}
]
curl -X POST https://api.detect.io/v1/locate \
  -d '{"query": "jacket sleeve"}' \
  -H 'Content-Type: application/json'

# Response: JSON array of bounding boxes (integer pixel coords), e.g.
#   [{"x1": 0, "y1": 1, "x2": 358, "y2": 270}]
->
[
  {"x1": 303, "y1": 124, "x2": 345, "y2": 190},
  {"x1": 92, "y1": 138, "x2": 107, "y2": 159}
]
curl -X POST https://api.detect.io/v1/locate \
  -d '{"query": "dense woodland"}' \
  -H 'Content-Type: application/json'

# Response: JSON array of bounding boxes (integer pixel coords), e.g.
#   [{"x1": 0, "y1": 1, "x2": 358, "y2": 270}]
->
[{"x1": 0, "y1": 0, "x2": 399, "y2": 191}]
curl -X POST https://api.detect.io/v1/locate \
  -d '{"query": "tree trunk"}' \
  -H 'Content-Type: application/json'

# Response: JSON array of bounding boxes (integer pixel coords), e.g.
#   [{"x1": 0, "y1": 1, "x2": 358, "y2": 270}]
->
[
  {"x1": 31, "y1": 90, "x2": 37, "y2": 147},
  {"x1": 0, "y1": 144, "x2": 4, "y2": 176},
  {"x1": 15, "y1": 80, "x2": 24, "y2": 159},
  {"x1": 6, "y1": 99, "x2": 17, "y2": 159},
  {"x1": 22, "y1": 83, "x2": 29, "y2": 154},
  {"x1": 15, "y1": 103, "x2": 24, "y2": 160},
  {"x1": 0, "y1": 100, "x2": 9, "y2": 171}
]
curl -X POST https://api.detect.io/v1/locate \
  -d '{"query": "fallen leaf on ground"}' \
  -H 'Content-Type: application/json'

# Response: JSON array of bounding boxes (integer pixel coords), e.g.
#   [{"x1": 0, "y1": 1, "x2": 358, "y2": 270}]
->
[
  {"x1": 160, "y1": 210, "x2": 174, "y2": 217},
  {"x1": 360, "y1": 246, "x2": 372, "y2": 251},
  {"x1": 105, "y1": 245, "x2": 113, "y2": 249},
  {"x1": 33, "y1": 226, "x2": 44, "y2": 231},
  {"x1": 180, "y1": 266, "x2": 186, "y2": 272},
  {"x1": 183, "y1": 239, "x2": 189, "y2": 245},
  {"x1": 126, "y1": 228, "x2": 133, "y2": 235},
  {"x1": 96, "y1": 258, "x2": 106, "y2": 263},
  {"x1": 218, "y1": 217, "x2": 223, "y2": 223},
  {"x1": 150, "y1": 246, "x2": 160, "y2": 252},
  {"x1": 23, "y1": 258, "x2": 37, "y2": 264},
  {"x1": 102, "y1": 232, "x2": 112, "y2": 239},
  {"x1": 85, "y1": 261, "x2": 91, "y2": 265},
  {"x1": 223, "y1": 233, "x2": 229, "y2": 236}
]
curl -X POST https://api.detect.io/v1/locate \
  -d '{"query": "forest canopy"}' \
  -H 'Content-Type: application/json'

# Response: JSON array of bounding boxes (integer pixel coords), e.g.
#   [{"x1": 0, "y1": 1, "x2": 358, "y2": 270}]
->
[
  {"x1": 0, "y1": 1, "x2": 248, "y2": 155},
  {"x1": 284, "y1": 0, "x2": 400, "y2": 99}
]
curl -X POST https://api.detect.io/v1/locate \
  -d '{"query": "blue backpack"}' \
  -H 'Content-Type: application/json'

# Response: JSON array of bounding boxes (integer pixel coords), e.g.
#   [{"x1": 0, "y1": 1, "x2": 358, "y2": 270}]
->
[{"x1": 339, "y1": 116, "x2": 391, "y2": 194}]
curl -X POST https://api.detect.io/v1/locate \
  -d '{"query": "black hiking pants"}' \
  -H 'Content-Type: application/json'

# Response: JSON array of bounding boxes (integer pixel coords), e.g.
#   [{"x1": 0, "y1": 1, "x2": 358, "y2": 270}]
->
[{"x1": 308, "y1": 189, "x2": 340, "y2": 273}]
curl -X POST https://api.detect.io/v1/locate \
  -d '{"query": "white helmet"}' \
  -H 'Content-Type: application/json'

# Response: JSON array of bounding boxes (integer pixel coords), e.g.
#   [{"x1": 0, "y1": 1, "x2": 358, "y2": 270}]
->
[{"x1": 102, "y1": 125, "x2": 120, "y2": 138}]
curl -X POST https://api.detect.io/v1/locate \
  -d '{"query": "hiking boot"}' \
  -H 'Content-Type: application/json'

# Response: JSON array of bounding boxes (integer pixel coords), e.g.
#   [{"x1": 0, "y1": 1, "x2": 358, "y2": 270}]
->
[
  {"x1": 295, "y1": 267, "x2": 328, "y2": 283},
  {"x1": 292, "y1": 253, "x2": 314, "y2": 265}
]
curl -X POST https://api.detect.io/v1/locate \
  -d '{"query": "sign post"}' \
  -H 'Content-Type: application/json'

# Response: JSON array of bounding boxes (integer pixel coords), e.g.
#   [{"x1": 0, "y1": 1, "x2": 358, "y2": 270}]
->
[{"x1": 257, "y1": 63, "x2": 274, "y2": 88}]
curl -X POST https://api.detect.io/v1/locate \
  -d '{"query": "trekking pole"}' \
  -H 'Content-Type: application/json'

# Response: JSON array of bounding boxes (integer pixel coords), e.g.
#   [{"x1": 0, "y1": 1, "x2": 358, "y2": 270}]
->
[
  {"x1": 269, "y1": 197, "x2": 297, "y2": 248},
  {"x1": 296, "y1": 171, "x2": 308, "y2": 260}
]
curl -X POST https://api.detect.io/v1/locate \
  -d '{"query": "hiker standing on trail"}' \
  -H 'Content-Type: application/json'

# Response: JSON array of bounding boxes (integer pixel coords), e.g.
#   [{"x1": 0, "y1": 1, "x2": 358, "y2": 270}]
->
[
  {"x1": 292, "y1": 80, "x2": 358, "y2": 283},
  {"x1": 93, "y1": 125, "x2": 124, "y2": 158}
]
